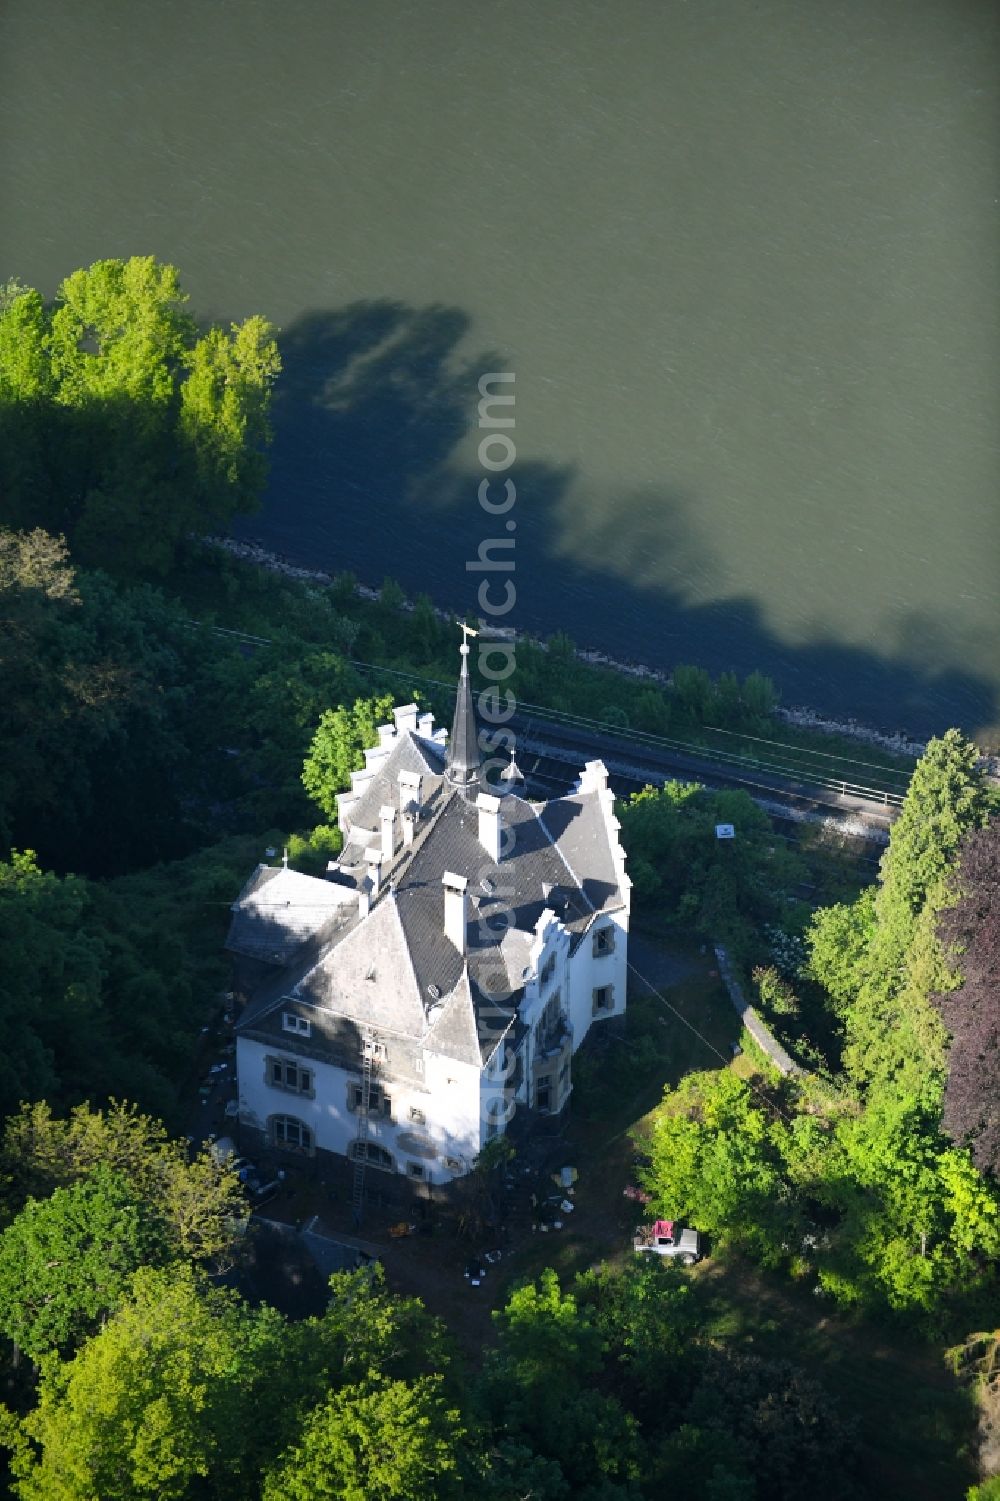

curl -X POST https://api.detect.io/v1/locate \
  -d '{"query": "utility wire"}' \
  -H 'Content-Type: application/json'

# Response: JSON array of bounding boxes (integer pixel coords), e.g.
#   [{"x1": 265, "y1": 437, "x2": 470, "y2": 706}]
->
[
  {"x1": 624, "y1": 954, "x2": 800, "y2": 1128},
  {"x1": 185, "y1": 619, "x2": 911, "y2": 792}
]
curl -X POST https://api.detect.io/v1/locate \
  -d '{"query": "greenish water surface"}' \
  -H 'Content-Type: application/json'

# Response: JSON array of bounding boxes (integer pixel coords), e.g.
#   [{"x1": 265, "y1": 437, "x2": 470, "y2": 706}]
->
[{"x1": 1, "y1": 0, "x2": 996, "y2": 737}]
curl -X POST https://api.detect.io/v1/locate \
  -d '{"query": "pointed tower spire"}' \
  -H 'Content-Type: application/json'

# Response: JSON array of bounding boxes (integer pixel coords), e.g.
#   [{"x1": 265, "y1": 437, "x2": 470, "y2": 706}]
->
[{"x1": 445, "y1": 623, "x2": 481, "y2": 790}]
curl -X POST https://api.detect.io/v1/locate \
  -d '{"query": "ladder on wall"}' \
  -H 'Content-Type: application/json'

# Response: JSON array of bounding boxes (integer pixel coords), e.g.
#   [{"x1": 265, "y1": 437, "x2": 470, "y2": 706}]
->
[{"x1": 351, "y1": 1029, "x2": 377, "y2": 1226}]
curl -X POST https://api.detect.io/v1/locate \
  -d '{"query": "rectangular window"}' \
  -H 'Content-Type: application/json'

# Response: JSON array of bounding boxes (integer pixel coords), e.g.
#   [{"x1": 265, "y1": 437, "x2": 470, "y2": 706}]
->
[
  {"x1": 408, "y1": 1106, "x2": 426, "y2": 1125},
  {"x1": 406, "y1": 1162, "x2": 426, "y2": 1180},
  {"x1": 350, "y1": 1083, "x2": 392, "y2": 1118},
  {"x1": 414, "y1": 1057, "x2": 424, "y2": 1074},
  {"x1": 268, "y1": 1058, "x2": 313, "y2": 1094},
  {"x1": 592, "y1": 926, "x2": 615, "y2": 957},
  {"x1": 282, "y1": 1012, "x2": 311, "y2": 1036},
  {"x1": 540, "y1": 954, "x2": 555, "y2": 986},
  {"x1": 592, "y1": 986, "x2": 614, "y2": 1015},
  {"x1": 536, "y1": 1085, "x2": 551, "y2": 1112},
  {"x1": 445, "y1": 1156, "x2": 462, "y2": 1172}
]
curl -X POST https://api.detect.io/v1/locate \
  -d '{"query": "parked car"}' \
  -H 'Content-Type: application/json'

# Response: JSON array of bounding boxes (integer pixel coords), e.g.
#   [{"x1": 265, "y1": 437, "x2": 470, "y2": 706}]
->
[{"x1": 633, "y1": 1220, "x2": 702, "y2": 1265}]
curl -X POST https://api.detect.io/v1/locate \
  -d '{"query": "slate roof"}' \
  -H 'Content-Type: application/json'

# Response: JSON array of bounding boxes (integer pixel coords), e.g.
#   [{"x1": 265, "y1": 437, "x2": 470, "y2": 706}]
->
[
  {"x1": 231, "y1": 723, "x2": 627, "y2": 1070},
  {"x1": 341, "y1": 732, "x2": 446, "y2": 852},
  {"x1": 294, "y1": 896, "x2": 428, "y2": 1040},
  {"x1": 537, "y1": 793, "x2": 623, "y2": 914},
  {"x1": 226, "y1": 865, "x2": 357, "y2": 963}
]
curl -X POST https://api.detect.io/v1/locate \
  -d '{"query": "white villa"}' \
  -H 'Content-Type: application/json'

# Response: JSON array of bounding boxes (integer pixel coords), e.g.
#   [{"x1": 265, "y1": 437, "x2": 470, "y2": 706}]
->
[{"x1": 226, "y1": 638, "x2": 631, "y2": 1187}]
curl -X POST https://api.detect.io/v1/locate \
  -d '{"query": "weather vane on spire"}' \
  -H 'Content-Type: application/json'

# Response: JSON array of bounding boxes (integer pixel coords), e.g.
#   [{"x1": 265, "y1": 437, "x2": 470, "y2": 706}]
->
[{"x1": 458, "y1": 621, "x2": 479, "y2": 656}]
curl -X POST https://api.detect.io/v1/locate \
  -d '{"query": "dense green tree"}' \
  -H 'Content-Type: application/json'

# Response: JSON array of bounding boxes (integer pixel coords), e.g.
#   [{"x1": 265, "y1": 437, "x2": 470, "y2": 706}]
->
[
  {"x1": 643, "y1": 1071, "x2": 798, "y2": 1266},
  {"x1": 618, "y1": 782, "x2": 805, "y2": 956},
  {"x1": 0, "y1": 852, "x2": 104, "y2": 1116},
  {"x1": 484, "y1": 1271, "x2": 642, "y2": 1497},
  {"x1": 0, "y1": 1101, "x2": 246, "y2": 1271},
  {"x1": 740, "y1": 670, "x2": 778, "y2": 721},
  {"x1": 302, "y1": 691, "x2": 398, "y2": 818},
  {"x1": 1, "y1": 1265, "x2": 286, "y2": 1501},
  {"x1": 808, "y1": 1096, "x2": 1000, "y2": 1311},
  {"x1": 671, "y1": 664, "x2": 713, "y2": 720},
  {"x1": 0, "y1": 530, "x2": 210, "y2": 870},
  {"x1": 0, "y1": 853, "x2": 216, "y2": 1122},
  {"x1": 857, "y1": 731, "x2": 987, "y2": 1016},
  {"x1": 805, "y1": 889, "x2": 877, "y2": 1014},
  {"x1": 0, "y1": 1165, "x2": 167, "y2": 1361},
  {"x1": 178, "y1": 315, "x2": 279, "y2": 518},
  {"x1": 935, "y1": 819, "x2": 1000, "y2": 1176},
  {"x1": 808, "y1": 732, "x2": 988, "y2": 1108},
  {"x1": 968, "y1": 1482, "x2": 1000, "y2": 1501},
  {"x1": 681, "y1": 1349, "x2": 861, "y2": 1501},
  {"x1": 310, "y1": 1265, "x2": 456, "y2": 1392},
  {"x1": 575, "y1": 1258, "x2": 702, "y2": 1425},
  {"x1": 0, "y1": 257, "x2": 280, "y2": 574},
  {"x1": 262, "y1": 1377, "x2": 468, "y2": 1501}
]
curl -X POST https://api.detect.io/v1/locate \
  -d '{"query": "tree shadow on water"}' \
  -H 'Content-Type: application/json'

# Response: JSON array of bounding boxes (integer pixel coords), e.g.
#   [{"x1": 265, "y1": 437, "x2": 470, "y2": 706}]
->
[{"x1": 242, "y1": 300, "x2": 998, "y2": 742}]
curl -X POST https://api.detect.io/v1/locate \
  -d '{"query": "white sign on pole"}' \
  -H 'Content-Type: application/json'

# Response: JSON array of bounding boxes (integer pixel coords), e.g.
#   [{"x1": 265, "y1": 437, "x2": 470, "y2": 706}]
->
[{"x1": 715, "y1": 823, "x2": 735, "y2": 840}]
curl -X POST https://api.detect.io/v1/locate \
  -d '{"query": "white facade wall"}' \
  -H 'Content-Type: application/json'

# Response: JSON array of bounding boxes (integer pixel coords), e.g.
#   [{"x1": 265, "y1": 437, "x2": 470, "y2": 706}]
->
[
  {"x1": 566, "y1": 907, "x2": 629, "y2": 1045},
  {"x1": 236, "y1": 1035, "x2": 482, "y2": 1186},
  {"x1": 422, "y1": 1051, "x2": 484, "y2": 1176}
]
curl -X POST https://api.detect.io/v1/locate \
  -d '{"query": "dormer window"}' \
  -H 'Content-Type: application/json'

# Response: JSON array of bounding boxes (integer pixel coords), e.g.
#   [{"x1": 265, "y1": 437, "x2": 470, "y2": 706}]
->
[
  {"x1": 282, "y1": 1012, "x2": 311, "y2": 1037},
  {"x1": 592, "y1": 926, "x2": 615, "y2": 958}
]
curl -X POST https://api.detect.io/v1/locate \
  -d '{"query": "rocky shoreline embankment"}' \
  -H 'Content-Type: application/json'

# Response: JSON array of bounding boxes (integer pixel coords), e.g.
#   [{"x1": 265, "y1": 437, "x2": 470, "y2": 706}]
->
[{"x1": 203, "y1": 535, "x2": 994, "y2": 770}]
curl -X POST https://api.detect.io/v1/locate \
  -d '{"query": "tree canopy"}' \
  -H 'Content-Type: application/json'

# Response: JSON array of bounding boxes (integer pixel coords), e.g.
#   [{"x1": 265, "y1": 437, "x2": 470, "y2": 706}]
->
[
  {"x1": 302, "y1": 691, "x2": 399, "y2": 819},
  {"x1": 0, "y1": 1164, "x2": 167, "y2": 1362},
  {"x1": 934, "y1": 819, "x2": 1000, "y2": 1176},
  {"x1": 617, "y1": 781, "x2": 805, "y2": 958},
  {"x1": 0, "y1": 258, "x2": 279, "y2": 573}
]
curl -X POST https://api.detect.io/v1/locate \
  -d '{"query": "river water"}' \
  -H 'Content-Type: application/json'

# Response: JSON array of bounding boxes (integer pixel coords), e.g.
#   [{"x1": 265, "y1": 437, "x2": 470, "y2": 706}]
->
[{"x1": 1, "y1": 0, "x2": 997, "y2": 738}]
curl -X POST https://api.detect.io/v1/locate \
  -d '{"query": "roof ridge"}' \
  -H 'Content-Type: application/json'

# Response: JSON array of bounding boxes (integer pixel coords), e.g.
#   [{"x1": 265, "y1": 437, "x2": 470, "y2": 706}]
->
[{"x1": 231, "y1": 861, "x2": 272, "y2": 910}]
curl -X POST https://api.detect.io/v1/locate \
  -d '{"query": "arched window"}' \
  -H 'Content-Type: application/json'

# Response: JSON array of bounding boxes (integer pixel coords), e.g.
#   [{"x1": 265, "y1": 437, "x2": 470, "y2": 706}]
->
[
  {"x1": 348, "y1": 1140, "x2": 395, "y2": 1172},
  {"x1": 270, "y1": 1115, "x2": 314, "y2": 1153}
]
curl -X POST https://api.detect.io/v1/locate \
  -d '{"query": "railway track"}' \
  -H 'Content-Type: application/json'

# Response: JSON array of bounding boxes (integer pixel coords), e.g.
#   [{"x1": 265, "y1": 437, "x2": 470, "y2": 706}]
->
[{"x1": 190, "y1": 621, "x2": 909, "y2": 840}]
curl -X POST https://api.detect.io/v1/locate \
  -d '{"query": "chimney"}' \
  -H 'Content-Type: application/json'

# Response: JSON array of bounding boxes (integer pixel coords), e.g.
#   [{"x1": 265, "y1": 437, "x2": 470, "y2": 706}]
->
[
  {"x1": 477, "y1": 792, "x2": 502, "y2": 863},
  {"x1": 417, "y1": 711, "x2": 435, "y2": 738},
  {"x1": 441, "y1": 871, "x2": 468, "y2": 955},
  {"x1": 401, "y1": 811, "x2": 416, "y2": 848},
  {"x1": 399, "y1": 770, "x2": 422, "y2": 811},
  {"x1": 380, "y1": 805, "x2": 397, "y2": 863},
  {"x1": 365, "y1": 848, "x2": 383, "y2": 901},
  {"x1": 579, "y1": 759, "x2": 609, "y2": 794},
  {"x1": 393, "y1": 703, "x2": 419, "y2": 734},
  {"x1": 377, "y1": 722, "x2": 396, "y2": 749},
  {"x1": 358, "y1": 875, "x2": 373, "y2": 919}
]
